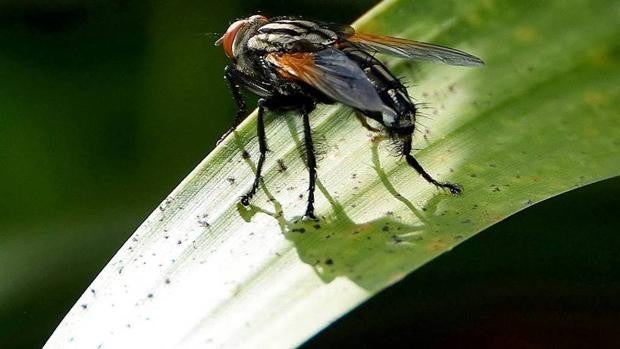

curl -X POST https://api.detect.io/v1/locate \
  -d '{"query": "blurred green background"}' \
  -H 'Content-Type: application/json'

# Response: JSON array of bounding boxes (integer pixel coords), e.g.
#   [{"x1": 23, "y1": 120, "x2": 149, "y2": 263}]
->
[{"x1": 0, "y1": 1, "x2": 618, "y2": 348}]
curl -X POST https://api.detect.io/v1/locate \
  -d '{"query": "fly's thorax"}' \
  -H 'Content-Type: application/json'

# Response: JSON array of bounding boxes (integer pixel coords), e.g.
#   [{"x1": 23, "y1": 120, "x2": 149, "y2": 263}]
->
[{"x1": 247, "y1": 20, "x2": 338, "y2": 53}]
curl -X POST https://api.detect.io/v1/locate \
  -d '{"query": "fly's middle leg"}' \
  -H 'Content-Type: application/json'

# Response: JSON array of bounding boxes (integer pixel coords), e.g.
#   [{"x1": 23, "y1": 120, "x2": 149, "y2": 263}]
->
[{"x1": 241, "y1": 99, "x2": 269, "y2": 206}]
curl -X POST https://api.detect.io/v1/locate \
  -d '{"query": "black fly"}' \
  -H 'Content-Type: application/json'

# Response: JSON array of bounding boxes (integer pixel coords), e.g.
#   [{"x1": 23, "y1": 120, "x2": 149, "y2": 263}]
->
[{"x1": 215, "y1": 15, "x2": 484, "y2": 219}]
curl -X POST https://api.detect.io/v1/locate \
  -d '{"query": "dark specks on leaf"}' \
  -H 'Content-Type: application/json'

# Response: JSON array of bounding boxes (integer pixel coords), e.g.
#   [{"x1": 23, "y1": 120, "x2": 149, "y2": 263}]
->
[
  {"x1": 158, "y1": 197, "x2": 174, "y2": 212},
  {"x1": 81, "y1": 304, "x2": 88, "y2": 310},
  {"x1": 165, "y1": 278, "x2": 171, "y2": 284},
  {"x1": 277, "y1": 159, "x2": 288, "y2": 172},
  {"x1": 197, "y1": 213, "x2": 210, "y2": 227},
  {"x1": 325, "y1": 258, "x2": 334, "y2": 265},
  {"x1": 241, "y1": 150, "x2": 250, "y2": 159},
  {"x1": 227, "y1": 177, "x2": 236, "y2": 184},
  {"x1": 147, "y1": 293, "x2": 154, "y2": 299},
  {"x1": 292, "y1": 227, "x2": 306, "y2": 233}
]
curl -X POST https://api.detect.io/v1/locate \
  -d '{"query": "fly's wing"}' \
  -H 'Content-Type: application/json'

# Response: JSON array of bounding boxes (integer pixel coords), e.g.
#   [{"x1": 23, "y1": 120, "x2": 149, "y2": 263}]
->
[
  {"x1": 344, "y1": 32, "x2": 484, "y2": 67},
  {"x1": 315, "y1": 21, "x2": 355, "y2": 36},
  {"x1": 266, "y1": 47, "x2": 388, "y2": 113},
  {"x1": 313, "y1": 20, "x2": 483, "y2": 66}
]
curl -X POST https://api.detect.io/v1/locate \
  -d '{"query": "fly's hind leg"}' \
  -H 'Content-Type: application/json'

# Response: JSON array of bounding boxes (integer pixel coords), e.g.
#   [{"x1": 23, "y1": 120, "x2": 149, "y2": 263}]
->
[
  {"x1": 301, "y1": 103, "x2": 318, "y2": 219},
  {"x1": 399, "y1": 131, "x2": 462, "y2": 195},
  {"x1": 241, "y1": 99, "x2": 268, "y2": 206}
]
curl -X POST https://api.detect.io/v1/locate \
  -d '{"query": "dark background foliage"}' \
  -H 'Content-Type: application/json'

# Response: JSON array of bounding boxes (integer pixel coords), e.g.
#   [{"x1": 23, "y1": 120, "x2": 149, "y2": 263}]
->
[{"x1": 0, "y1": 1, "x2": 617, "y2": 348}]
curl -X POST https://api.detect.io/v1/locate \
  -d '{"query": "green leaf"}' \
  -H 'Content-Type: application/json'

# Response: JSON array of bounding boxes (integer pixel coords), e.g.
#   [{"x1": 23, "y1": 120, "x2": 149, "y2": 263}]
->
[{"x1": 45, "y1": 0, "x2": 619, "y2": 347}]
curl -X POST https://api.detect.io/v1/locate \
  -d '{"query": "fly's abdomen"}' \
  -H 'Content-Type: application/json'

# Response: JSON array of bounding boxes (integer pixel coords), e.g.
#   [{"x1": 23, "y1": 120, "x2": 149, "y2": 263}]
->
[{"x1": 343, "y1": 47, "x2": 416, "y2": 130}]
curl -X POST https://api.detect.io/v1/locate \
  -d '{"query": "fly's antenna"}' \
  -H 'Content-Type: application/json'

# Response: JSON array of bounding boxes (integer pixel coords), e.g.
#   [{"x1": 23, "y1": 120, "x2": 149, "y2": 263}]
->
[
  {"x1": 201, "y1": 32, "x2": 221, "y2": 38},
  {"x1": 199, "y1": 32, "x2": 223, "y2": 43}
]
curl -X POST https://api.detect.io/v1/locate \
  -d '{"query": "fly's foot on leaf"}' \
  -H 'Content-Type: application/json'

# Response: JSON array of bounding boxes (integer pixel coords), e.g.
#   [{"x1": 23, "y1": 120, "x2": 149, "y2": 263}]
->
[
  {"x1": 240, "y1": 196, "x2": 251, "y2": 206},
  {"x1": 438, "y1": 182, "x2": 463, "y2": 195},
  {"x1": 303, "y1": 210, "x2": 318, "y2": 221}
]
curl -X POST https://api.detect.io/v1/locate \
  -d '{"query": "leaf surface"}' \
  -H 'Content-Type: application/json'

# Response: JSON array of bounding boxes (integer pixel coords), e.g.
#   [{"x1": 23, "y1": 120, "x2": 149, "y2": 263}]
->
[{"x1": 45, "y1": 0, "x2": 620, "y2": 347}]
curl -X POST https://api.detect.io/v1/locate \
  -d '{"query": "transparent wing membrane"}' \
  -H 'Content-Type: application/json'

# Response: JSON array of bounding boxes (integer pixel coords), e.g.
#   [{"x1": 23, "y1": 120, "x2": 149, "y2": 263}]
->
[{"x1": 347, "y1": 33, "x2": 484, "y2": 67}]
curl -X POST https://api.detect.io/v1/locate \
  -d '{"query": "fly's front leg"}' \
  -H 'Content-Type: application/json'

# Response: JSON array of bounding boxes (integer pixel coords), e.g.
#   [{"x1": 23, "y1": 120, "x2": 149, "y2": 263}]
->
[
  {"x1": 218, "y1": 66, "x2": 248, "y2": 145},
  {"x1": 400, "y1": 133, "x2": 462, "y2": 195},
  {"x1": 241, "y1": 99, "x2": 268, "y2": 206},
  {"x1": 301, "y1": 104, "x2": 318, "y2": 219}
]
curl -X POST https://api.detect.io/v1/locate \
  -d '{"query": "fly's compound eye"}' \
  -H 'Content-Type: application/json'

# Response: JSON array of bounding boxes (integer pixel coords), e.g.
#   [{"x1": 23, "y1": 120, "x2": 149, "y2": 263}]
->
[{"x1": 215, "y1": 19, "x2": 247, "y2": 59}]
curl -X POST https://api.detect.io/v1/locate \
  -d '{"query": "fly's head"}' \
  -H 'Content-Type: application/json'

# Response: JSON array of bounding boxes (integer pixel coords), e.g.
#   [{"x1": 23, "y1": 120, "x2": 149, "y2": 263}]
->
[{"x1": 215, "y1": 15, "x2": 268, "y2": 63}]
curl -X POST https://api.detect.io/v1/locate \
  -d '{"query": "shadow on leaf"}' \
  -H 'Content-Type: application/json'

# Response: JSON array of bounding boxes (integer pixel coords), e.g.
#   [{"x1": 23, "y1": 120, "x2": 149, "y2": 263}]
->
[{"x1": 232, "y1": 117, "x2": 462, "y2": 291}]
